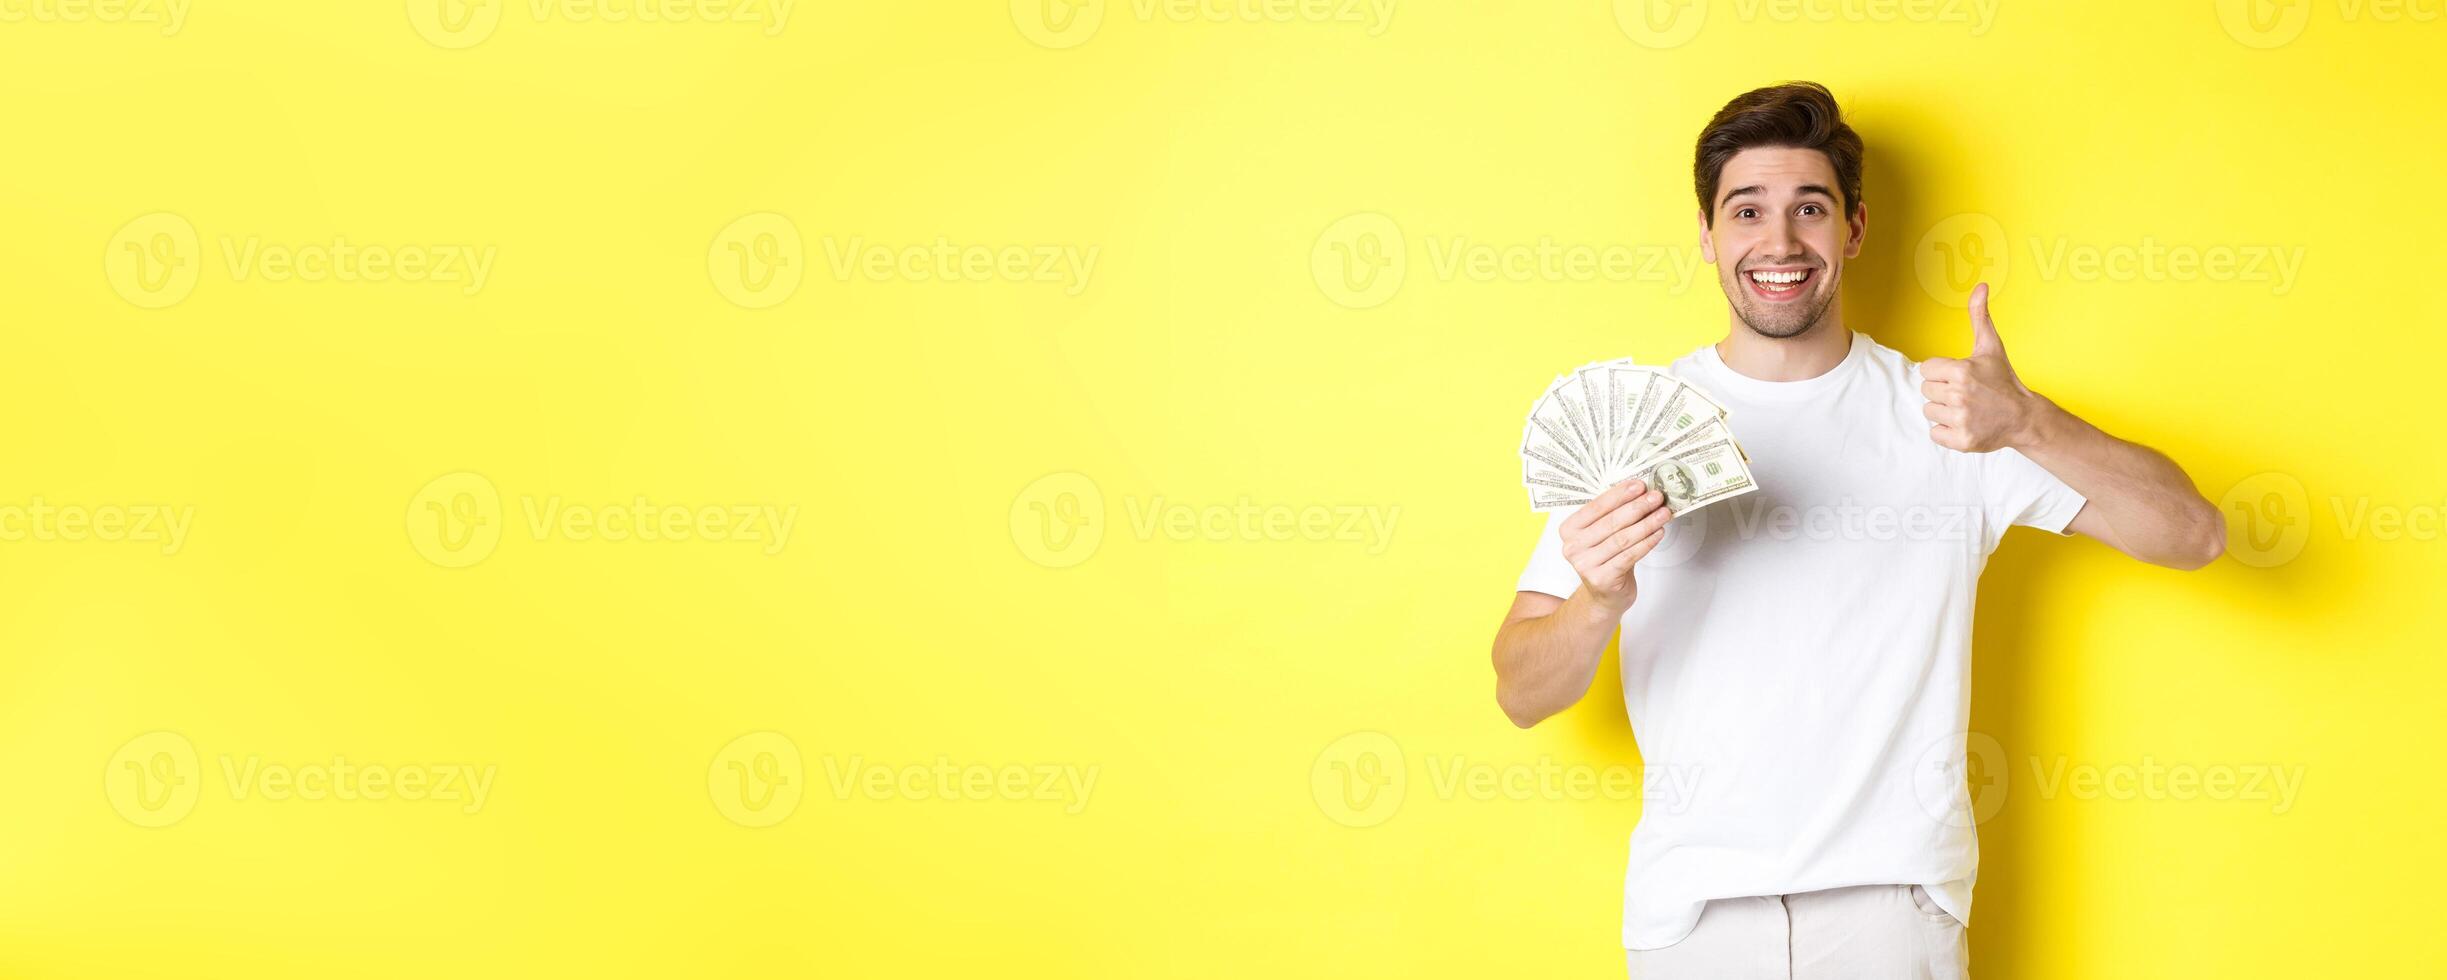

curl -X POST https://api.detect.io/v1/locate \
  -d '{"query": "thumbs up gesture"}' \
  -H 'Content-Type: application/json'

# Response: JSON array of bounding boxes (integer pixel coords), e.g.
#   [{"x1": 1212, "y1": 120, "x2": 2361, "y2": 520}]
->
[{"x1": 1921, "y1": 283, "x2": 2051, "y2": 453}]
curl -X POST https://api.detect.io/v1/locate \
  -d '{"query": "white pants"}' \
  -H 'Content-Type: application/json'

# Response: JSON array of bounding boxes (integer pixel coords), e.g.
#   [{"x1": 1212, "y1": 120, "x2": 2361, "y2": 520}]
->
[{"x1": 1625, "y1": 884, "x2": 1969, "y2": 979}]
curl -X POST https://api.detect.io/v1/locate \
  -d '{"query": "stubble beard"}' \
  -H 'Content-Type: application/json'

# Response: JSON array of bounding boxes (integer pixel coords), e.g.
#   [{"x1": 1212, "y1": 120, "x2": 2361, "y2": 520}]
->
[{"x1": 1724, "y1": 272, "x2": 1839, "y2": 340}]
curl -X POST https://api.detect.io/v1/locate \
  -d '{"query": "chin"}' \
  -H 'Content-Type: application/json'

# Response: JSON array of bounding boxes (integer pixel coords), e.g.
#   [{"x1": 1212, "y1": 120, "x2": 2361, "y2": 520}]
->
[
  {"x1": 1727, "y1": 284, "x2": 1837, "y2": 340},
  {"x1": 1741, "y1": 315, "x2": 1817, "y2": 339}
]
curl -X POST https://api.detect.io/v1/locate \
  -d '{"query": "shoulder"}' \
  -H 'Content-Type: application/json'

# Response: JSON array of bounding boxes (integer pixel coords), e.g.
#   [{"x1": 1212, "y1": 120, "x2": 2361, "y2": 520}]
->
[{"x1": 1855, "y1": 334, "x2": 1921, "y2": 385}]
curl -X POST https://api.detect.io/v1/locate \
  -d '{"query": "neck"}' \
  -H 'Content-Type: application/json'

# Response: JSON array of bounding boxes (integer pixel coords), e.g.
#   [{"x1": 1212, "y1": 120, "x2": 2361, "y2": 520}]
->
[{"x1": 1714, "y1": 310, "x2": 1853, "y2": 382}]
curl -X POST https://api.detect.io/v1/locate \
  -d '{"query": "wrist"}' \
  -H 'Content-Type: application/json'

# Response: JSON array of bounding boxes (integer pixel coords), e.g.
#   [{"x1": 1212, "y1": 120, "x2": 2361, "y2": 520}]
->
[
  {"x1": 1573, "y1": 588, "x2": 1632, "y2": 623},
  {"x1": 2013, "y1": 391, "x2": 2069, "y2": 451}
]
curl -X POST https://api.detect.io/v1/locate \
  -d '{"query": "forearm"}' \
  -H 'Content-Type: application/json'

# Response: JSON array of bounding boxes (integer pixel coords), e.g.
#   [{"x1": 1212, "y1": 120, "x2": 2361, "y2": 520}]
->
[
  {"x1": 2018, "y1": 396, "x2": 2225, "y2": 569},
  {"x1": 1492, "y1": 591, "x2": 1624, "y2": 728}
]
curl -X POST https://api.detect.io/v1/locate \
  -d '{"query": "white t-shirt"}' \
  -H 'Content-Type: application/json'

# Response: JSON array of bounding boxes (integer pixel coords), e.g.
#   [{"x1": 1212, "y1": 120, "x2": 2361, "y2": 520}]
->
[{"x1": 1514, "y1": 331, "x2": 2086, "y2": 951}]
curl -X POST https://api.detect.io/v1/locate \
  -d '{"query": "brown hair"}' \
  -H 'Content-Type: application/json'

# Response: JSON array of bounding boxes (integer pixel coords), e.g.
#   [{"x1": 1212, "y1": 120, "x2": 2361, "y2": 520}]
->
[{"x1": 1694, "y1": 81, "x2": 1863, "y2": 225}]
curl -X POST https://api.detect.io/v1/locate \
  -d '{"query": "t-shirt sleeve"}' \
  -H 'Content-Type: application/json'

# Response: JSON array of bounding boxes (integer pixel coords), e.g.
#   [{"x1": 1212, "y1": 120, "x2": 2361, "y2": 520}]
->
[
  {"x1": 1979, "y1": 446, "x2": 2087, "y2": 545},
  {"x1": 1515, "y1": 511, "x2": 1581, "y2": 599}
]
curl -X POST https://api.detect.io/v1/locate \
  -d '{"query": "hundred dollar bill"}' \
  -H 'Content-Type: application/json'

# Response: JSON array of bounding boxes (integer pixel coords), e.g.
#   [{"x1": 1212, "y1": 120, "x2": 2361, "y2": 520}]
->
[
  {"x1": 1575, "y1": 365, "x2": 1616, "y2": 462},
  {"x1": 1640, "y1": 415, "x2": 1736, "y2": 465},
  {"x1": 1605, "y1": 367, "x2": 1673, "y2": 472},
  {"x1": 1528, "y1": 485, "x2": 1604, "y2": 512},
  {"x1": 1622, "y1": 436, "x2": 1758, "y2": 517},
  {"x1": 1523, "y1": 400, "x2": 1606, "y2": 486},
  {"x1": 1517, "y1": 384, "x2": 1615, "y2": 477},
  {"x1": 1623, "y1": 378, "x2": 1728, "y2": 468},
  {"x1": 1523, "y1": 466, "x2": 1601, "y2": 502},
  {"x1": 1547, "y1": 378, "x2": 1605, "y2": 468}
]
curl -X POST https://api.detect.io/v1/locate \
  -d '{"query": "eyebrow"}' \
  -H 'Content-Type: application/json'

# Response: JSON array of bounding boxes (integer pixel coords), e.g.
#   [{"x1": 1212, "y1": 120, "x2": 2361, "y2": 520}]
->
[{"x1": 1718, "y1": 184, "x2": 1841, "y2": 210}]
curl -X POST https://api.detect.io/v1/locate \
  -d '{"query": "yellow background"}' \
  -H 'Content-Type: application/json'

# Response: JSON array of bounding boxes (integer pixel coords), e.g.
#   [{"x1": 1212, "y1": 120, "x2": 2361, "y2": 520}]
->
[{"x1": 3, "y1": 1, "x2": 2440, "y2": 976}]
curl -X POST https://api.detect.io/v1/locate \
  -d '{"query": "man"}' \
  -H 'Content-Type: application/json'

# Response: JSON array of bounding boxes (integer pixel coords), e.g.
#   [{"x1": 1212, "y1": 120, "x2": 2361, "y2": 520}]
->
[{"x1": 1489, "y1": 82, "x2": 2224, "y2": 978}]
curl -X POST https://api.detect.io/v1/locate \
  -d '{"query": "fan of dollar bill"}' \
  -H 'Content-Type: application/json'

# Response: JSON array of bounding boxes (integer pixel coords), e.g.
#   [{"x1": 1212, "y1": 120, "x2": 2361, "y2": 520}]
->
[{"x1": 1521, "y1": 359, "x2": 1761, "y2": 516}]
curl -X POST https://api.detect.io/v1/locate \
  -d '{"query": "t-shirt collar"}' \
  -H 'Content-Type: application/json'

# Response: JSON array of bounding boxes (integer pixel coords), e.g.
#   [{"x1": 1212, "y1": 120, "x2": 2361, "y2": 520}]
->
[{"x1": 1694, "y1": 330, "x2": 1868, "y2": 403}]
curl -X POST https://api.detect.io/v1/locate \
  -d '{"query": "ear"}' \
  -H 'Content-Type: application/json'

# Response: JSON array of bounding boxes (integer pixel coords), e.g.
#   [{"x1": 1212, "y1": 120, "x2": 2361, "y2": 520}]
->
[
  {"x1": 1697, "y1": 209, "x2": 1716, "y2": 265},
  {"x1": 1843, "y1": 202, "x2": 1867, "y2": 260}
]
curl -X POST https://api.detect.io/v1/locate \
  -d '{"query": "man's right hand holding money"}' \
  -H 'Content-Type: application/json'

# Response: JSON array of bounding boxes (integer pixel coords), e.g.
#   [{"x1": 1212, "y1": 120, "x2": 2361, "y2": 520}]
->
[
  {"x1": 1491, "y1": 478, "x2": 1670, "y2": 728},
  {"x1": 1563, "y1": 479, "x2": 1673, "y2": 613}
]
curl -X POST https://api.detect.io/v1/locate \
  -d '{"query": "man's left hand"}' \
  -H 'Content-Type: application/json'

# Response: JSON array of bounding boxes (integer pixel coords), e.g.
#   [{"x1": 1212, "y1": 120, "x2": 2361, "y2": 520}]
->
[{"x1": 1920, "y1": 282, "x2": 2055, "y2": 453}]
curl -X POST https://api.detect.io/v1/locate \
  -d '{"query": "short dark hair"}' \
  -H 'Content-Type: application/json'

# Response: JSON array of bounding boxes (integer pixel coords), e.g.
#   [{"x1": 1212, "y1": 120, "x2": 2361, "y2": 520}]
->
[{"x1": 1694, "y1": 81, "x2": 1863, "y2": 225}]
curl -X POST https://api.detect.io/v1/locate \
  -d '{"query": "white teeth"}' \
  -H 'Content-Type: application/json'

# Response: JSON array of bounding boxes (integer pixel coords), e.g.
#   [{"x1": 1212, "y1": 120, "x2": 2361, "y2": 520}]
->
[{"x1": 1748, "y1": 269, "x2": 1808, "y2": 285}]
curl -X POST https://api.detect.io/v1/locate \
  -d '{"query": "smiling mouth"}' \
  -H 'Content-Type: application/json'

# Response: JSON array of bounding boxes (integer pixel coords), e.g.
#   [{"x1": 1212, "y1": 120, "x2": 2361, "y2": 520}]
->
[{"x1": 1743, "y1": 267, "x2": 1814, "y2": 301}]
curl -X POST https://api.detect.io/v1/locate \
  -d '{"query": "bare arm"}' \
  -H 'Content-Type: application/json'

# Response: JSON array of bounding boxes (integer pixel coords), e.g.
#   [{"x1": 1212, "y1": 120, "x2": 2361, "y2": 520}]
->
[
  {"x1": 1491, "y1": 479, "x2": 1671, "y2": 728},
  {"x1": 1921, "y1": 283, "x2": 2225, "y2": 570},
  {"x1": 2023, "y1": 407, "x2": 2224, "y2": 569}
]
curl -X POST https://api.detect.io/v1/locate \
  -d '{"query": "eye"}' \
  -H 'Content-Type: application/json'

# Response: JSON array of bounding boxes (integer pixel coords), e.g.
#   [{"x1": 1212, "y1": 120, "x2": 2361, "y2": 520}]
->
[
  {"x1": 1735, "y1": 207, "x2": 1759, "y2": 220},
  {"x1": 1799, "y1": 204, "x2": 1824, "y2": 217}
]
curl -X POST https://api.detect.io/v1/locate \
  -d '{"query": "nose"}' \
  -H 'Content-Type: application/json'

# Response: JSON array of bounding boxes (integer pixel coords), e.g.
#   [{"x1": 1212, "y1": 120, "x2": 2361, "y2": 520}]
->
[{"x1": 1764, "y1": 213, "x2": 1804, "y2": 261}]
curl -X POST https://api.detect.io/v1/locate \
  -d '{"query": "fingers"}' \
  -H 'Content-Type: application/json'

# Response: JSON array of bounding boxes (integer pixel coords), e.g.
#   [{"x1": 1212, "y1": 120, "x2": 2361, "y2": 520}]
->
[
  {"x1": 1582, "y1": 487, "x2": 1665, "y2": 541},
  {"x1": 1928, "y1": 423, "x2": 1970, "y2": 452},
  {"x1": 1921, "y1": 357, "x2": 1966, "y2": 384},
  {"x1": 1600, "y1": 526, "x2": 1668, "y2": 573},
  {"x1": 1585, "y1": 500, "x2": 1675, "y2": 567},
  {"x1": 1920, "y1": 379, "x2": 1963, "y2": 405},
  {"x1": 1564, "y1": 479, "x2": 1646, "y2": 532},
  {"x1": 1921, "y1": 400, "x2": 1965, "y2": 427}
]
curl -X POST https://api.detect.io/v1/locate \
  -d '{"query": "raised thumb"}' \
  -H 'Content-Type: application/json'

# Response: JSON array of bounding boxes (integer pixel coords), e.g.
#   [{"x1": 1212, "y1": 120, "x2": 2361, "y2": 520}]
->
[{"x1": 1969, "y1": 282, "x2": 2004, "y2": 357}]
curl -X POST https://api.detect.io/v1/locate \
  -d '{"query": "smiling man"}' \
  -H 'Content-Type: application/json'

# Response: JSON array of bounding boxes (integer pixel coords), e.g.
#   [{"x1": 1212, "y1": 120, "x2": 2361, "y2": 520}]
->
[{"x1": 1488, "y1": 82, "x2": 2225, "y2": 978}]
